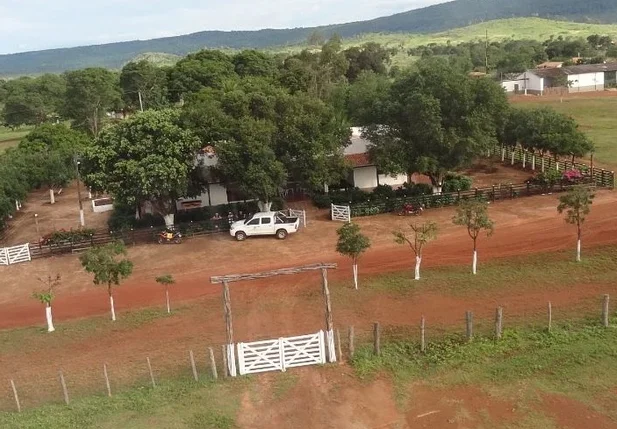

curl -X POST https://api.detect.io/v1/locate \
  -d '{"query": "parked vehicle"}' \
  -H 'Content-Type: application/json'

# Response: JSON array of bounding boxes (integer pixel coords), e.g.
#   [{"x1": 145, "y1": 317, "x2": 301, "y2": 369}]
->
[
  {"x1": 157, "y1": 230, "x2": 182, "y2": 244},
  {"x1": 230, "y1": 212, "x2": 300, "y2": 241},
  {"x1": 398, "y1": 203, "x2": 424, "y2": 216}
]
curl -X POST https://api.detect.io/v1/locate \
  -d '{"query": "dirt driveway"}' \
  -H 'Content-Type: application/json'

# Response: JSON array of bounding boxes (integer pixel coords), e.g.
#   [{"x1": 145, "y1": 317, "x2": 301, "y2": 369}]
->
[{"x1": 1, "y1": 190, "x2": 617, "y2": 329}]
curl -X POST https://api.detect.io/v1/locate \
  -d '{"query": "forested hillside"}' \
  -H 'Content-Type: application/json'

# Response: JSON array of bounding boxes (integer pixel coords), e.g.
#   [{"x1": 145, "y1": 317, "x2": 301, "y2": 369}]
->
[{"x1": 1, "y1": 0, "x2": 617, "y2": 76}]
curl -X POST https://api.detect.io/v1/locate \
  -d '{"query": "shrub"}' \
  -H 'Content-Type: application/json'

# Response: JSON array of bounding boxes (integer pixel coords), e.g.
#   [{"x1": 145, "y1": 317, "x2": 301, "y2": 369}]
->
[
  {"x1": 312, "y1": 193, "x2": 332, "y2": 209},
  {"x1": 41, "y1": 228, "x2": 96, "y2": 245},
  {"x1": 442, "y1": 173, "x2": 473, "y2": 193},
  {"x1": 372, "y1": 184, "x2": 396, "y2": 199},
  {"x1": 394, "y1": 182, "x2": 433, "y2": 197}
]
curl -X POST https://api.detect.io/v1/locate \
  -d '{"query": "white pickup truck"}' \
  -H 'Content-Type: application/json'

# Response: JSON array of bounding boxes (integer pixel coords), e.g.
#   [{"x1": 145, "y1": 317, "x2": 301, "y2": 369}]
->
[{"x1": 229, "y1": 212, "x2": 300, "y2": 241}]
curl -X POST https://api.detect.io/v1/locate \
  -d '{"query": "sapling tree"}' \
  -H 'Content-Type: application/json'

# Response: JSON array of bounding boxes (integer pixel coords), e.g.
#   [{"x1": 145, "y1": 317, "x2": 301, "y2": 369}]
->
[
  {"x1": 453, "y1": 200, "x2": 494, "y2": 275},
  {"x1": 80, "y1": 242, "x2": 134, "y2": 321},
  {"x1": 155, "y1": 274, "x2": 175, "y2": 313},
  {"x1": 557, "y1": 186, "x2": 595, "y2": 262},
  {"x1": 336, "y1": 222, "x2": 371, "y2": 289},
  {"x1": 393, "y1": 221, "x2": 438, "y2": 280},
  {"x1": 32, "y1": 274, "x2": 61, "y2": 332}
]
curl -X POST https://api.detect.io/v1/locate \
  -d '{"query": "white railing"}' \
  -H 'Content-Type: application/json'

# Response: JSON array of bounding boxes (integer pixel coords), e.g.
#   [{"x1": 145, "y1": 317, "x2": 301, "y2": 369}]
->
[
  {"x1": 0, "y1": 243, "x2": 31, "y2": 266},
  {"x1": 287, "y1": 208, "x2": 307, "y2": 227},
  {"x1": 331, "y1": 204, "x2": 350, "y2": 222},
  {"x1": 237, "y1": 331, "x2": 326, "y2": 375}
]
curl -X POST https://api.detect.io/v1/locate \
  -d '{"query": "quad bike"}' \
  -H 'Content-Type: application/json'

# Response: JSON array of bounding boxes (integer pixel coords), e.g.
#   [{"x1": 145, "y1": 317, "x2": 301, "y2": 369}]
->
[
  {"x1": 157, "y1": 230, "x2": 182, "y2": 244},
  {"x1": 398, "y1": 203, "x2": 424, "y2": 216}
]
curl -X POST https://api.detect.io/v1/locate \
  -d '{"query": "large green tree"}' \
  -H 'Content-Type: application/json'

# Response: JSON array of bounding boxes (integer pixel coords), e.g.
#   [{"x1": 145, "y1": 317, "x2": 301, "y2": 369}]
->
[
  {"x1": 167, "y1": 50, "x2": 236, "y2": 101},
  {"x1": 119, "y1": 60, "x2": 169, "y2": 112},
  {"x1": 81, "y1": 109, "x2": 202, "y2": 227},
  {"x1": 365, "y1": 59, "x2": 509, "y2": 193},
  {"x1": 63, "y1": 68, "x2": 122, "y2": 137},
  {"x1": 1, "y1": 75, "x2": 65, "y2": 127},
  {"x1": 182, "y1": 79, "x2": 350, "y2": 205},
  {"x1": 18, "y1": 124, "x2": 90, "y2": 204}
]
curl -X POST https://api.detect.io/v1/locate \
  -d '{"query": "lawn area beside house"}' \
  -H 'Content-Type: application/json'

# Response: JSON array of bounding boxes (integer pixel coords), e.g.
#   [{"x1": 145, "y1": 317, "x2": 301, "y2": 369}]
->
[
  {"x1": 0, "y1": 126, "x2": 32, "y2": 153},
  {"x1": 511, "y1": 94, "x2": 617, "y2": 168}
]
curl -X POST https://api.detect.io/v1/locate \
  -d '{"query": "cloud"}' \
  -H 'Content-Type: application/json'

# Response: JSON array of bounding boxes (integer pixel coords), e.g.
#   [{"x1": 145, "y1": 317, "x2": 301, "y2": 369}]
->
[{"x1": 0, "y1": 0, "x2": 447, "y2": 54}]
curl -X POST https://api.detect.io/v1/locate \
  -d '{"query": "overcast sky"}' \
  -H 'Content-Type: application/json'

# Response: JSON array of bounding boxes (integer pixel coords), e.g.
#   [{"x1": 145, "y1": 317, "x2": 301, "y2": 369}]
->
[{"x1": 0, "y1": 0, "x2": 447, "y2": 54}]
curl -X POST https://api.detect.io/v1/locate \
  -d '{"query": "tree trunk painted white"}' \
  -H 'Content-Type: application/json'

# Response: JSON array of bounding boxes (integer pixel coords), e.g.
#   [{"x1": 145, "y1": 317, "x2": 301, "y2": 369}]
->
[
  {"x1": 323, "y1": 183, "x2": 329, "y2": 194},
  {"x1": 472, "y1": 250, "x2": 478, "y2": 275},
  {"x1": 432, "y1": 185, "x2": 443, "y2": 194},
  {"x1": 45, "y1": 304, "x2": 55, "y2": 332},
  {"x1": 522, "y1": 152, "x2": 526, "y2": 168},
  {"x1": 88, "y1": 188, "x2": 92, "y2": 199},
  {"x1": 49, "y1": 188, "x2": 55, "y2": 205},
  {"x1": 163, "y1": 214, "x2": 174, "y2": 229},
  {"x1": 531, "y1": 155, "x2": 536, "y2": 170},
  {"x1": 166, "y1": 288, "x2": 171, "y2": 313},
  {"x1": 555, "y1": 161, "x2": 560, "y2": 171},
  {"x1": 501, "y1": 147, "x2": 505, "y2": 162},
  {"x1": 414, "y1": 256, "x2": 422, "y2": 280},
  {"x1": 541, "y1": 157, "x2": 545, "y2": 173},
  {"x1": 510, "y1": 151, "x2": 515, "y2": 165},
  {"x1": 576, "y1": 238, "x2": 581, "y2": 262},
  {"x1": 257, "y1": 201, "x2": 272, "y2": 212},
  {"x1": 109, "y1": 294, "x2": 116, "y2": 321},
  {"x1": 15, "y1": 200, "x2": 19, "y2": 211},
  {"x1": 352, "y1": 263, "x2": 358, "y2": 290},
  {"x1": 79, "y1": 209, "x2": 85, "y2": 227}
]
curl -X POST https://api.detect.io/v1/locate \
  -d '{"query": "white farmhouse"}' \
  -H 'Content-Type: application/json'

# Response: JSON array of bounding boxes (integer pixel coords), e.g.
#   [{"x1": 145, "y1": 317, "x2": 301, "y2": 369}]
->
[
  {"x1": 507, "y1": 63, "x2": 617, "y2": 95},
  {"x1": 343, "y1": 127, "x2": 408, "y2": 190}
]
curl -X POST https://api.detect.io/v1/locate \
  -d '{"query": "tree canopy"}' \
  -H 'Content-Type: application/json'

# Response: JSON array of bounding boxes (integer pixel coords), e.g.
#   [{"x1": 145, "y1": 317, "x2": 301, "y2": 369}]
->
[
  {"x1": 81, "y1": 109, "x2": 202, "y2": 222},
  {"x1": 120, "y1": 60, "x2": 169, "y2": 112},
  {"x1": 365, "y1": 59, "x2": 509, "y2": 191},
  {"x1": 63, "y1": 68, "x2": 122, "y2": 137}
]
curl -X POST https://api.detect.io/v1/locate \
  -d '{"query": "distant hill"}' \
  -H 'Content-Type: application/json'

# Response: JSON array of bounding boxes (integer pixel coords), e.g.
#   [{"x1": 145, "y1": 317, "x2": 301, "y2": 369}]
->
[{"x1": 1, "y1": 0, "x2": 617, "y2": 76}]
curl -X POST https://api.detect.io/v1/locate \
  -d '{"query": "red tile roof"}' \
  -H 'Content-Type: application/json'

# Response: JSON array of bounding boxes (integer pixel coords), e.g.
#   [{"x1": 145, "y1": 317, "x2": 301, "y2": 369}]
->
[{"x1": 345, "y1": 153, "x2": 373, "y2": 168}]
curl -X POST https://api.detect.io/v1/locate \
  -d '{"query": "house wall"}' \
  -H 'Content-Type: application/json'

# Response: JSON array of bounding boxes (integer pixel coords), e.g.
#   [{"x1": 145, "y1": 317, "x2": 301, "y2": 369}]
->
[
  {"x1": 175, "y1": 183, "x2": 229, "y2": 211},
  {"x1": 353, "y1": 166, "x2": 378, "y2": 189},
  {"x1": 568, "y1": 72, "x2": 604, "y2": 92},
  {"x1": 518, "y1": 72, "x2": 544, "y2": 93},
  {"x1": 501, "y1": 80, "x2": 524, "y2": 92},
  {"x1": 378, "y1": 173, "x2": 408, "y2": 188}
]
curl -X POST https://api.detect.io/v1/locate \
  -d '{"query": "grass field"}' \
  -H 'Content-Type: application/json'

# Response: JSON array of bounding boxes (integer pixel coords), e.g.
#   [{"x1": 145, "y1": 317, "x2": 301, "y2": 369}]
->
[
  {"x1": 0, "y1": 126, "x2": 31, "y2": 153},
  {"x1": 1, "y1": 244, "x2": 616, "y2": 427},
  {"x1": 512, "y1": 96, "x2": 617, "y2": 167}
]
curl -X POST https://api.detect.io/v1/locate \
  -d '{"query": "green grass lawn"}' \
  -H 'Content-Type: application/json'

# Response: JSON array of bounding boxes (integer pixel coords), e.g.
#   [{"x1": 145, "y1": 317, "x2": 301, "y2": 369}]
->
[
  {"x1": 513, "y1": 96, "x2": 617, "y2": 168},
  {"x1": 0, "y1": 125, "x2": 32, "y2": 153}
]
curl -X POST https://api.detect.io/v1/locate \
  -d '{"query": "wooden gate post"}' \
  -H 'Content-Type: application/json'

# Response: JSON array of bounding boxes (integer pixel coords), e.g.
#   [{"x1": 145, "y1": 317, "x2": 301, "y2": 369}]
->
[
  {"x1": 10, "y1": 380, "x2": 21, "y2": 412},
  {"x1": 602, "y1": 294, "x2": 610, "y2": 327},
  {"x1": 420, "y1": 316, "x2": 426, "y2": 353},
  {"x1": 222, "y1": 280, "x2": 236, "y2": 376},
  {"x1": 495, "y1": 307, "x2": 503, "y2": 340},
  {"x1": 465, "y1": 311, "x2": 473, "y2": 342},
  {"x1": 321, "y1": 268, "x2": 336, "y2": 362},
  {"x1": 548, "y1": 302, "x2": 552, "y2": 333},
  {"x1": 348, "y1": 326, "x2": 355, "y2": 360},
  {"x1": 373, "y1": 322, "x2": 381, "y2": 356},
  {"x1": 58, "y1": 370, "x2": 69, "y2": 405}
]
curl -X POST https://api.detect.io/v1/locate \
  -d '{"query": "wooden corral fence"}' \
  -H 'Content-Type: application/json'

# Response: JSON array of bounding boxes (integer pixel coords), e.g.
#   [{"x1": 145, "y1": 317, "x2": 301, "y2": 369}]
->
[{"x1": 495, "y1": 144, "x2": 615, "y2": 188}]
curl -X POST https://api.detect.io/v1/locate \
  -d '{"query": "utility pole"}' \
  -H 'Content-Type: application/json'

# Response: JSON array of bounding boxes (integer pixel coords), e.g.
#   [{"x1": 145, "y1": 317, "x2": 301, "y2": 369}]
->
[
  {"x1": 75, "y1": 158, "x2": 85, "y2": 227},
  {"x1": 138, "y1": 91, "x2": 144, "y2": 112}
]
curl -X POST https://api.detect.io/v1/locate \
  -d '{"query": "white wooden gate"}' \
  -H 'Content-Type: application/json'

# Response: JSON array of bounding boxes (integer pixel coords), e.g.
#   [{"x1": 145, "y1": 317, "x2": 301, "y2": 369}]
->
[
  {"x1": 237, "y1": 331, "x2": 326, "y2": 375},
  {"x1": 1, "y1": 243, "x2": 31, "y2": 265},
  {"x1": 287, "y1": 208, "x2": 307, "y2": 227},
  {"x1": 331, "y1": 204, "x2": 350, "y2": 222}
]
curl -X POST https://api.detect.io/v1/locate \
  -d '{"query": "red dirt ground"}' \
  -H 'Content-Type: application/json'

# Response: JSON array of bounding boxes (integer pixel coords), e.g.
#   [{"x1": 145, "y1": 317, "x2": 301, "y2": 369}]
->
[{"x1": 2, "y1": 190, "x2": 617, "y2": 328}]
